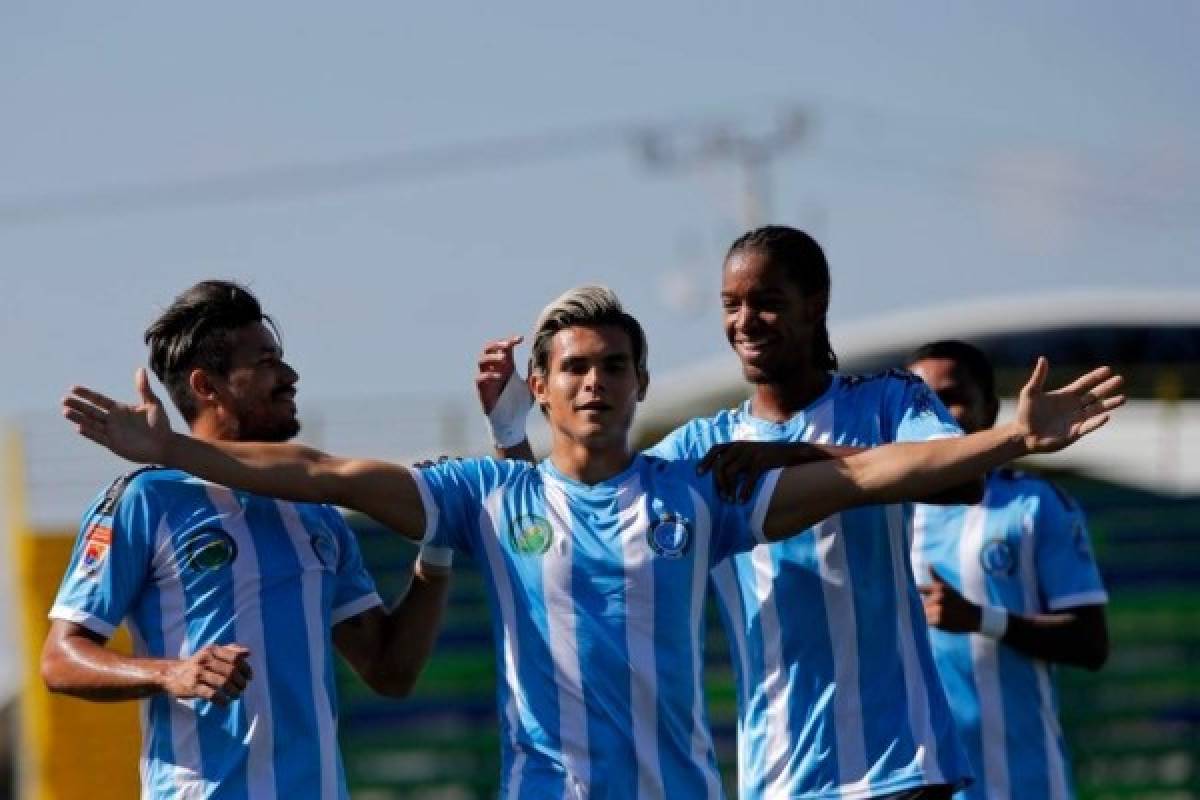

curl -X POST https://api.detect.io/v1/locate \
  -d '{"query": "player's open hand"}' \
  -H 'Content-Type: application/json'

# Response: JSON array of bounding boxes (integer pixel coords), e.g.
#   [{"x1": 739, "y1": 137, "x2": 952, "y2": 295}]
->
[
  {"x1": 62, "y1": 367, "x2": 173, "y2": 464},
  {"x1": 1015, "y1": 358, "x2": 1125, "y2": 454},
  {"x1": 918, "y1": 568, "x2": 981, "y2": 633},
  {"x1": 163, "y1": 643, "x2": 254, "y2": 705},
  {"x1": 699, "y1": 441, "x2": 842, "y2": 503},
  {"x1": 475, "y1": 336, "x2": 526, "y2": 414}
]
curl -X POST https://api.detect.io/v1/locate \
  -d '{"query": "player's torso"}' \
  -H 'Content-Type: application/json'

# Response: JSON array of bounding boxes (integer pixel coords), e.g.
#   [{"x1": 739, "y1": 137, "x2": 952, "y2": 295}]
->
[
  {"x1": 128, "y1": 475, "x2": 344, "y2": 649},
  {"x1": 480, "y1": 458, "x2": 724, "y2": 799},
  {"x1": 697, "y1": 374, "x2": 967, "y2": 798},
  {"x1": 913, "y1": 473, "x2": 1073, "y2": 800},
  {"x1": 128, "y1": 474, "x2": 349, "y2": 800}
]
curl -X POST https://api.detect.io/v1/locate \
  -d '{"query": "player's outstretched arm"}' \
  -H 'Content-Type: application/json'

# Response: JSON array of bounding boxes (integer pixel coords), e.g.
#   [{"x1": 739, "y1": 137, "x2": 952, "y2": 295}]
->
[
  {"x1": 476, "y1": 335, "x2": 535, "y2": 462},
  {"x1": 761, "y1": 359, "x2": 1123, "y2": 540},
  {"x1": 42, "y1": 620, "x2": 253, "y2": 703},
  {"x1": 61, "y1": 369, "x2": 428, "y2": 539}
]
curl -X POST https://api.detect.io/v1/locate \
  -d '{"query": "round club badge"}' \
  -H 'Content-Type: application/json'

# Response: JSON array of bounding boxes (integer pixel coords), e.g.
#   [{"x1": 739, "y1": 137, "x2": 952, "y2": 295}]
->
[
  {"x1": 647, "y1": 513, "x2": 692, "y2": 559},
  {"x1": 310, "y1": 529, "x2": 339, "y2": 568},
  {"x1": 509, "y1": 515, "x2": 554, "y2": 555},
  {"x1": 183, "y1": 529, "x2": 238, "y2": 572},
  {"x1": 979, "y1": 538, "x2": 1016, "y2": 577}
]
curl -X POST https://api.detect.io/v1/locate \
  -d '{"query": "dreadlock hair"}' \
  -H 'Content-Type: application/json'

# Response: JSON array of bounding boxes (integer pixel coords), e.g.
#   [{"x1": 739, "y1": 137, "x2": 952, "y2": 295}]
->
[
  {"x1": 726, "y1": 225, "x2": 838, "y2": 371},
  {"x1": 144, "y1": 280, "x2": 277, "y2": 422}
]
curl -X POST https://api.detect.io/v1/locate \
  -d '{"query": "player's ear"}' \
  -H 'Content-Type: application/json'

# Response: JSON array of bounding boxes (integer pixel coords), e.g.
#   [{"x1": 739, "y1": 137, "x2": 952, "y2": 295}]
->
[
  {"x1": 529, "y1": 370, "x2": 549, "y2": 407},
  {"x1": 188, "y1": 369, "x2": 221, "y2": 409},
  {"x1": 636, "y1": 369, "x2": 649, "y2": 402}
]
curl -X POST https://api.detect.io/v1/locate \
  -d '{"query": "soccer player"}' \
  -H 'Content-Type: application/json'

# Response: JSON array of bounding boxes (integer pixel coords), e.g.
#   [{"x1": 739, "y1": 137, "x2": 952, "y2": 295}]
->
[
  {"x1": 476, "y1": 228, "x2": 982, "y2": 799},
  {"x1": 43, "y1": 281, "x2": 450, "y2": 799},
  {"x1": 907, "y1": 340, "x2": 1109, "y2": 800},
  {"x1": 62, "y1": 286, "x2": 1122, "y2": 799}
]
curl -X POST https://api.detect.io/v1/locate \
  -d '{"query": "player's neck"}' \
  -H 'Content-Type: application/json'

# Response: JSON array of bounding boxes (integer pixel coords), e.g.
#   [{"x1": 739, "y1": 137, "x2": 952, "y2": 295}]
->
[
  {"x1": 749, "y1": 370, "x2": 832, "y2": 423},
  {"x1": 189, "y1": 413, "x2": 239, "y2": 443},
  {"x1": 548, "y1": 439, "x2": 636, "y2": 486}
]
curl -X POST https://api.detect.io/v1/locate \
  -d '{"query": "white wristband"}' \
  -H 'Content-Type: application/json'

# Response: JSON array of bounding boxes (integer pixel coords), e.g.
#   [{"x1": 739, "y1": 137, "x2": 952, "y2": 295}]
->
[
  {"x1": 979, "y1": 605, "x2": 1009, "y2": 639},
  {"x1": 418, "y1": 545, "x2": 453, "y2": 569},
  {"x1": 487, "y1": 371, "x2": 534, "y2": 449}
]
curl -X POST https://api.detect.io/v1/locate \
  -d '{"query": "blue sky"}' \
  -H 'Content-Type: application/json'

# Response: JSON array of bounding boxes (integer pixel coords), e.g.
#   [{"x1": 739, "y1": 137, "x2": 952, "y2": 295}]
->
[{"x1": 3, "y1": 0, "x2": 1198, "y2": 425}]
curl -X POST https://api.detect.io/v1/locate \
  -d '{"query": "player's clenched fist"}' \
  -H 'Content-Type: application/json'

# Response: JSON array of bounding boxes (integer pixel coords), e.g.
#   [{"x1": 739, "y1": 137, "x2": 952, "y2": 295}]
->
[
  {"x1": 917, "y1": 569, "x2": 982, "y2": 634},
  {"x1": 162, "y1": 644, "x2": 254, "y2": 705}
]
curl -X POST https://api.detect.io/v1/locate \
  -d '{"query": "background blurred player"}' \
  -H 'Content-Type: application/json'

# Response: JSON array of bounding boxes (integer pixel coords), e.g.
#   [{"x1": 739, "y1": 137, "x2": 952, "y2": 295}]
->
[
  {"x1": 43, "y1": 280, "x2": 449, "y2": 799},
  {"x1": 477, "y1": 228, "x2": 979, "y2": 799},
  {"x1": 907, "y1": 340, "x2": 1110, "y2": 800},
  {"x1": 62, "y1": 284, "x2": 1122, "y2": 799}
]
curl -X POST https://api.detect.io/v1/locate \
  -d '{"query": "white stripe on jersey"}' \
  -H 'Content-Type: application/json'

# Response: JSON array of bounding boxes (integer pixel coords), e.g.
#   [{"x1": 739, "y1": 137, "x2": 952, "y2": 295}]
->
[
  {"x1": 710, "y1": 560, "x2": 752, "y2": 794},
  {"x1": 542, "y1": 479, "x2": 591, "y2": 791},
  {"x1": 961, "y1": 503, "x2": 1011, "y2": 799},
  {"x1": 887, "y1": 502, "x2": 944, "y2": 785},
  {"x1": 617, "y1": 474, "x2": 663, "y2": 799},
  {"x1": 686, "y1": 488, "x2": 723, "y2": 800},
  {"x1": 477, "y1": 488, "x2": 530, "y2": 797},
  {"x1": 153, "y1": 512, "x2": 210, "y2": 798},
  {"x1": 815, "y1": 513, "x2": 870, "y2": 792},
  {"x1": 1019, "y1": 515, "x2": 1070, "y2": 800},
  {"x1": 275, "y1": 500, "x2": 338, "y2": 800},
  {"x1": 749, "y1": 541, "x2": 793, "y2": 795},
  {"x1": 205, "y1": 485, "x2": 278, "y2": 800}
]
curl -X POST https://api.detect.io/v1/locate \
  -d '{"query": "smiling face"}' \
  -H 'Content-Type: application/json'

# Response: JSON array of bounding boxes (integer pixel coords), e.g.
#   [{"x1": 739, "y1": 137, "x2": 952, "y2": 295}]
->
[
  {"x1": 530, "y1": 324, "x2": 647, "y2": 451},
  {"x1": 202, "y1": 322, "x2": 301, "y2": 442},
  {"x1": 721, "y1": 249, "x2": 827, "y2": 384}
]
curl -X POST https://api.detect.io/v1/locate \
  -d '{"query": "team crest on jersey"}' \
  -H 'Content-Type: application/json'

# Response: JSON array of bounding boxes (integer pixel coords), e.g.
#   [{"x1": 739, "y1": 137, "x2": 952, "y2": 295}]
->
[
  {"x1": 309, "y1": 528, "x2": 338, "y2": 568},
  {"x1": 183, "y1": 529, "x2": 239, "y2": 572},
  {"x1": 508, "y1": 515, "x2": 553, "y2": 555},
  {"x1": 77, "y1": 521, "x2": 113, "y2": 577},
  {"x1": 980, "y1": 537, "x2": 1017, "y2": 577},
  {"x1": 647, "y1": 513, "x2": 692, "y2": 559}
]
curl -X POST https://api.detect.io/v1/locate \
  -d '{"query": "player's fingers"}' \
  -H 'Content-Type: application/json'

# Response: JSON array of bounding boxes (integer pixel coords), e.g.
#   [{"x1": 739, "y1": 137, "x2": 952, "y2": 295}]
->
[
  {"x1": 75, "y1": 423, "x2": 110, "y2": 446},
  {"x1": 737, "y1": 459, "x2": 769, "y2": 503},
  {"x1": 1021, "y1": 357, "x2": 1049, "y2": 396},
  {"x1": 63, "y1": 403, "x2": 105, "y2": 428},
  {"x1": 697, "y1": 444, "x2": 729, "y2": 474},
  {"x1": 69, "y1": 386, "x2": 117, "y2": 411},
  {"x1": 63, "y1": 394, "x2": 109, "y2": 421},
  {"x1": 1086, "y1": 374, "x2": 1125, "y2": 402},
  {"x1": 134, "y1": 367, "x2": 161, "y2": 406},
  {"x1": 1061, "y1": 365, "x2": 1115, "y2": 396},
  {"x1": 1076, "y1": 414, "x2": 1110, "y2": 437}
]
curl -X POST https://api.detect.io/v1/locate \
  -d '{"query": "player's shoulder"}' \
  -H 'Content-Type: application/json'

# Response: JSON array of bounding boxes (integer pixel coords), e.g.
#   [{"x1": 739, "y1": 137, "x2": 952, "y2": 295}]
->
[
  {"x1": 96, "y1": 466, "x2": 184, "y2": 508},
  {"x1": 837, "y1": 367, "x2": 925, "y2": 391},
  {"x1": 994, "y1": 468, "x2": 1080, "y2": 512}
]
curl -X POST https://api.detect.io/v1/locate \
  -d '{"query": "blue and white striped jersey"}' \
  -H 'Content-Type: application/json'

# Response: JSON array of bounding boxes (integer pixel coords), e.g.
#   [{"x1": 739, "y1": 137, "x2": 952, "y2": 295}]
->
[
  {"x1": 413, "y1": 453, "x2": 779, "y2": 799},
  {"x1": 50, "y1": 467, "x2": 382, "y2": 800},
  {"x1": 911, "y1": 470, "x2": 1107, "y2": 800},
  {"x1": 650, "y1": 371, "x2": 973, "y2": 799}
]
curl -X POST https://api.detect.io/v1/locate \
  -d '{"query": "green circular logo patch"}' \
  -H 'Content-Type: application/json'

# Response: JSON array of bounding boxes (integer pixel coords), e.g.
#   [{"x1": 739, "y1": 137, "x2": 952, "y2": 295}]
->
[{"x1": 508, "y1": 515, "x2": 553, "y2": 555}]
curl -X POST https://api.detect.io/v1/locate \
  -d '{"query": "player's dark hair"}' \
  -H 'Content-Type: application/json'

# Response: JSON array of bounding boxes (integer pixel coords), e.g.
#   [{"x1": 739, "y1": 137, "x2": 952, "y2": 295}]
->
[
  {"x1": 144, "y1": 280, "x2": 278, "y2": 422},
  {"x1": 907, "y1": 340, "x2": 997, "y2": 402},
  {"x1": 530, "y1": 286, "x2": 648, "y2": 378},
  {"x1": 726, "y1": 225, "x2": 837, "y2": 371}
]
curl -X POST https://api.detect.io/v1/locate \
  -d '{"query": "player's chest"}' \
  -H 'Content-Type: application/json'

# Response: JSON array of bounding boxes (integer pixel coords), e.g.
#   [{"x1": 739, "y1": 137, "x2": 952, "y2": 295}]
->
[
  {"x1": 493, "y1": 489, "x2": 705, "y2": 585},
  {"x1": 149, "y1": 499, "x2": 340, "y2": 594}
]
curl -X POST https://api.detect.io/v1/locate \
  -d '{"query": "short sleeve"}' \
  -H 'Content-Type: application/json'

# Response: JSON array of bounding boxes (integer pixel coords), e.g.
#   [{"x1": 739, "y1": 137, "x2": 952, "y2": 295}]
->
[
  {"x1": 410, "y1": 458, "x2": 512, "y2": 556},
  {"x1": 889, "y1": 373, "x2": 963, "y2": 444},
  {"x1": 326, "y1": 509, "x2": 384, "y2": 625},
  {"x1": 707, "y1": 466, "x2": 782, "y2": 565},
  {"x1": 49, "y1": 477, "x2": 156, "y2": 640},
  {"x1": 1033, "y1": 485, "x2": 1108, "y2": 611}
]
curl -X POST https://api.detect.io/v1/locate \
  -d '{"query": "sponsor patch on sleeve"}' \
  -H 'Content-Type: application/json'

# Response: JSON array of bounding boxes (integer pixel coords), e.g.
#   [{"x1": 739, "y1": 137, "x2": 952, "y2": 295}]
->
[{"x1": 76, "y1": 520, "x2": 114, "y2": 578}]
